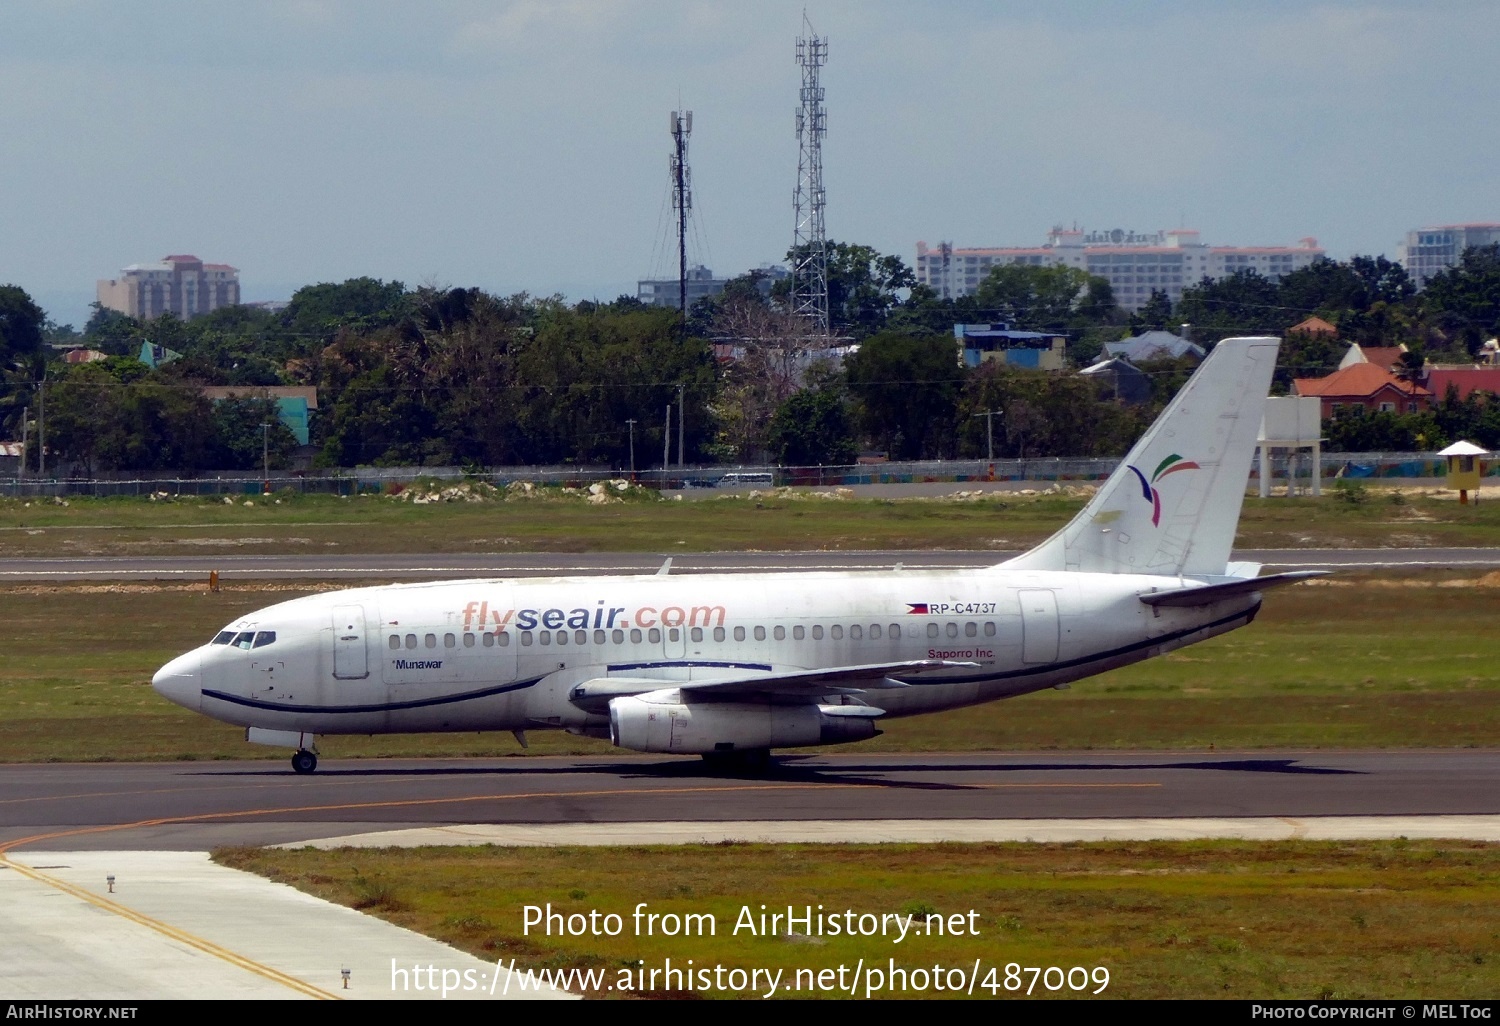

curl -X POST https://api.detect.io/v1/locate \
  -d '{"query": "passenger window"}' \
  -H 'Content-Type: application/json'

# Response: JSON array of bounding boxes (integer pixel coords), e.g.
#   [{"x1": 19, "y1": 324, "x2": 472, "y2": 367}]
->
[
  {"x1": 498, "y1": 632, "x2": 511, "y2": 647},
  {"x1": 483, "y1": 633, "x2": 494, "y2": 648},
  {"x1": 691, "y1": 628, "x2": 703, "y2": 642},
  {"x1": 425, "y1": 634, "x2": 437, "y2": 649},
  {"x1": 793, "y1": 626, "x2": 805, "y2": 640},
  {"x1": 252, "y1": 631, "x2": 276, "y2": 649},
  {"x1": 405, "y1": 634, "x2": 417, "y2": 649},
  {"x1": 831, "y1": 625, "x2": 843, "y2": 640},
  {"x1": 388, "y1": 635, "x2": 400, "y2": 650},
  {"x1": 927, "y1": 623, "x2": 938, "y2": 638},
  {"x1": 889, "y1": 624, "x2": 900, "y2": 638},
  {"x1": 812, "y1": 626, "x2": 824, "y2": 640},
  {"x1": 464, "y1": 633, "x2": 475, "y2": 648},
  {"x1": 773, "y1": 626, "x2": 785, "y2": 640},
  {"x1": 714, "y1": 627, "x2": 726, "y2": 642},
  {"x1": 984, "y1": 622, "x2": 996, "y2": 637},
  {"x1": 649, "y1": 628, "x2": 661, "y2": 643},
  {"x1": 754, "y1": 626, "x2": 766, "y2": 641},
  {"x1": 849, "y1": 625, "x2": 862, "y2": 640},
  {"x1": 630, "y1": 629, "x2": 642, "y2": 644},
  {"x1": 540, "y1": 632, "x2": 551, "y2": 646},
  {"x1": 521, "y1": 632, "x2": 533, "y2": 646},
  {"x1": 595, "y1": 630, "x2": 606, "y2": 645},
  {"x1": 869, "y1": 624, "x2": 881, "y2": 639},
  {"x1": 965, "y1": 622, "x2": 977, "y2": 638},
  {"x1": 612, "y1": 629, "x2": 624, "y2": 644},
  {"x1": 576, "y1": 630, "x2": 588, "y2": 646},
  {"x1": 444, "y1": 633, "x2": 456, "y2": 648},
  {"x1": 668, "y1": 628, "x2": 680, "y2": 643},
  {"x1": 946, "y1": 623, "x2": 958, "y2": 638}
]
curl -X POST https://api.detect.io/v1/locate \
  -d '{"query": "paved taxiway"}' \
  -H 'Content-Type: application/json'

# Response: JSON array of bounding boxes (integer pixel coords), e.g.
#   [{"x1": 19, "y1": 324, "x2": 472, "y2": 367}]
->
[
  {"x1": 6, "y1": 751, "x2": 1496, "y2": 998},
  {"x1": 3, "y1": 546, "x2": 1499, "y2": 580},
  {"x1": 6, "y1": 750, "x2": 1499, "y2": 851}
]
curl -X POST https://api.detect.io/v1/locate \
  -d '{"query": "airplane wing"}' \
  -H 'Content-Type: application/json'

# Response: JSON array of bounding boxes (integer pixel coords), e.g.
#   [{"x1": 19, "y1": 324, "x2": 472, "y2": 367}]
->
[
  {"x1": 569, "y1": 659, "x2": 977, "y2": 709},
  {"x1": 1138, "y1": 570, "x2": 1328, "y2": 608}
]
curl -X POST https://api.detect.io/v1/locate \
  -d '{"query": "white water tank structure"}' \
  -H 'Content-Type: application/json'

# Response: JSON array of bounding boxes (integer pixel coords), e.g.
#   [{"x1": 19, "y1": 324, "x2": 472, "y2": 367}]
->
[{"x1": 1257, "y1": 396, "x2": 1323, "y2": 497}]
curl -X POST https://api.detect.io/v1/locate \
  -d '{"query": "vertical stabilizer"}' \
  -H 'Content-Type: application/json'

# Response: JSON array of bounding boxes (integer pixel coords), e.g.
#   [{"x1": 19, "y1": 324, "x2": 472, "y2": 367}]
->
[{"x1": 1004, "y1": 336, "x2": 1279, "y2": 577}]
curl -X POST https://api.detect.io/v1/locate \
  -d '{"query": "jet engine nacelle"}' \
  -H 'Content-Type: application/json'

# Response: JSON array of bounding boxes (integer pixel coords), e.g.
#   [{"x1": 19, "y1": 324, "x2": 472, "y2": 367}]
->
[{"x1": 608, "y1": 695, "x2": 879, "y2": 754}]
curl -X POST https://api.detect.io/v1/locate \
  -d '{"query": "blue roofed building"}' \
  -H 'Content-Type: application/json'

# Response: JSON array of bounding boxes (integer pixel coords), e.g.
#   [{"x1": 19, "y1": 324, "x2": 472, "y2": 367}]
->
[{"x1": 954, "y1": 323, "x2": 1068, "y2": 370}]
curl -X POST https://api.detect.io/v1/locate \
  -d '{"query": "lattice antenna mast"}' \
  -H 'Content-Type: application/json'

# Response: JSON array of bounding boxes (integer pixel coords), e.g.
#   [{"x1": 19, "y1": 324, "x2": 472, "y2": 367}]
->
[
  {"x1": 791, "y1": 23, "x2": 828, "y2": 330},
  {"x1": 669, "y1": 110, "x2": 693, "y2": 328}
]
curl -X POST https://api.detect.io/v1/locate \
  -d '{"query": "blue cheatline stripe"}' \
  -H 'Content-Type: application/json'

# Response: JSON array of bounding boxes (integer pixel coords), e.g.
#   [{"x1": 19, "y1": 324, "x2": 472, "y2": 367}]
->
[
  {"x1": 201, "y1": 675, "x2": 547, "y2": 715},
  {"x1": 607, "y1": 660, "x2": 773, "y2": 672}
]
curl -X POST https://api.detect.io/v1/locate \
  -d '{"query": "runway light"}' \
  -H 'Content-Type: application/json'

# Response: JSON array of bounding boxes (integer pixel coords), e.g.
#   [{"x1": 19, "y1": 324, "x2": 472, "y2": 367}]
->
[
  {"x1": 106, "y1": 875, "x2": 115, "y2": 893},
  {"x1": 341, "y1": 968, "x2": 350, "y2": 989}
]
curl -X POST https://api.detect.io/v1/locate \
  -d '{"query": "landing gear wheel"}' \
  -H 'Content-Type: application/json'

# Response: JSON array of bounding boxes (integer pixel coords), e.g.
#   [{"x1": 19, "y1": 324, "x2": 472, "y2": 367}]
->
[{"x1": 291, "y1": 750, "x2": 318, "y2": 774}]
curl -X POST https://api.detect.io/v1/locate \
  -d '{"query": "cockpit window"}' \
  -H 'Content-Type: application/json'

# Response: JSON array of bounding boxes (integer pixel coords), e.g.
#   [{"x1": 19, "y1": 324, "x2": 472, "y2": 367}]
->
[
  {"x1": 231, "y1": 632, "x2": 255, "y2": 650},
  {"x1": 211, "y1": 631, "x2": 235, "y2": 645},
  {"x1": 252, "y1": 631, "x2": 277, "y2": 649}
]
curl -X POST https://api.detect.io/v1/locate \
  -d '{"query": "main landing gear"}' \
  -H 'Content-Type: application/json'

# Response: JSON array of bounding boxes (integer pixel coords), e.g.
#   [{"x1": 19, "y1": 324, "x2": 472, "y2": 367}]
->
[{"x1": 291, "y1": 749, "x2": 318, "y2": 774}]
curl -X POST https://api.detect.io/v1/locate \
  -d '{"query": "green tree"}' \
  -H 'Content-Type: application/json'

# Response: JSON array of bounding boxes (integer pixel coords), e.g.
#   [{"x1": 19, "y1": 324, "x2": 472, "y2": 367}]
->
[
  {"x1": 778, "y1": 242, "x2": 918, "y2": 337},
  {"x1": 972, "y1": 264, "x2": 1114, "y2": 333},
  {"x1": 767, "y1": 381, "x2": 857, "y2": 466},
  {"x1": 1421, "y1": 245, "x2": 1500, "y2": 357},
  {"x1": 844, "y1": 332, "x2": 961, "y2": 460},
  {"x1": 0, "y1": 285, "x2": 45, "y2": 364},
  {"x1": 1175, "y1": 269, "x2": 1286, "y2": 343},
  {"x1": 212, "y1": 394, "x2": 299, "y2": 471}
]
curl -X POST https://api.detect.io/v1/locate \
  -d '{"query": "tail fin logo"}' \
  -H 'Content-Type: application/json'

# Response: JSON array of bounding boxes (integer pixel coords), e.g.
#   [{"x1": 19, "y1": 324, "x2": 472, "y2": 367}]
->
[{"x1": 1127, "y1": 454, "x2": 1201, "y2": 526}]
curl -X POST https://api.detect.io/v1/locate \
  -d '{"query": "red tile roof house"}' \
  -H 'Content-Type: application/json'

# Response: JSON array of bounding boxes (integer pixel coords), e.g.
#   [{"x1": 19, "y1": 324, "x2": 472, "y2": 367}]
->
[
  {"x1": 1423, "y1": 367, "x2": 1500, "y2": 403},
  {"x1": 1292, "y1": 363, "x2": 1432, "y2": 418}
]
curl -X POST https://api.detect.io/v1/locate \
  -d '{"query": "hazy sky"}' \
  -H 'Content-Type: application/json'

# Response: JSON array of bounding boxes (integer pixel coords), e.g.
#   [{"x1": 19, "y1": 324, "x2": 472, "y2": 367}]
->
[{"x1": 4, "y1": 0, "x2": 1497, "y2": 327}]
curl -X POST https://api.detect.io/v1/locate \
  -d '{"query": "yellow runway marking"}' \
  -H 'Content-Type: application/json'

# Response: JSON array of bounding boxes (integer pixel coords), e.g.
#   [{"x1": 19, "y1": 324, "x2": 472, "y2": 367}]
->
[{"x1": 0, "y1": 853, "x2": 338, "y2": 1000}]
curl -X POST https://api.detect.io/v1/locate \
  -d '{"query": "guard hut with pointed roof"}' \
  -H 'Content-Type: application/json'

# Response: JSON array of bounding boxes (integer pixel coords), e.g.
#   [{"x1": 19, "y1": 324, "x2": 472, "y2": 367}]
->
[{"x1": 1438, "y1": 440, "x2": 1489, "y2": 504}]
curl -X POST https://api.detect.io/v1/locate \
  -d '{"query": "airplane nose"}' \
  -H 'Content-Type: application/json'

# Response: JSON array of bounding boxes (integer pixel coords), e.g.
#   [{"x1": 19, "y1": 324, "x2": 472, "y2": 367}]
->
[{"x1": 152, "y1": 651, "x2": 202, "y2": 712}]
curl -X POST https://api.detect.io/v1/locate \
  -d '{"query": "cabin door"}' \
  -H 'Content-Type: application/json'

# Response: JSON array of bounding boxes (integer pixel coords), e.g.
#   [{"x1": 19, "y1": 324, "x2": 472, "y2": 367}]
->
[
  {"x1": 1019, "y1": 590, "x2": 1059, "y2": 664},
  {"x1": 332, "y1": 604, "x2": 370, "y2": 679}
]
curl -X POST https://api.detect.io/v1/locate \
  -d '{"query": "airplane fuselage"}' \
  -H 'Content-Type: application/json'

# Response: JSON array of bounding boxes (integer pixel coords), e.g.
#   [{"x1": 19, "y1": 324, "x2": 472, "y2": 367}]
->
[{"x1": 154, "y1": 567, "x2": 1260, "y2": 744}]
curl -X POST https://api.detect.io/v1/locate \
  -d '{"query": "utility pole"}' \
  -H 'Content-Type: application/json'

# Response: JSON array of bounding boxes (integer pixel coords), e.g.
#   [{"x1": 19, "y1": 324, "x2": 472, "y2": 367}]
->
[
  {"x1": 261, "y1": 422, "x2": 270, "y2": 493},
  {"x1": 662, "y1": 405, "x2": 671, "y2": 488},
  {"x1": 677, "y1": 383, "x2": 685, "y2": 468},
  {"x1": 19, "y1": 406, "x2": 27, "y2": 486},
  {"x1": 626, "y1": 419, "x2": 637, "y2": 478},
  {"x1": 36, "y1": 380, "x2": 45, "y2": 478},
  {"x1": 974, "y1": 409, "x2": 1001, "y2": 461}
]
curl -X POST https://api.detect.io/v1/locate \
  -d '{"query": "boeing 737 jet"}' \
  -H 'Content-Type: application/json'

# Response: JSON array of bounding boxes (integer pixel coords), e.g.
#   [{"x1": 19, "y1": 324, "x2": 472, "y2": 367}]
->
[{"x1": 153, "y1": 337, "x2": 1316, "y2": 773}]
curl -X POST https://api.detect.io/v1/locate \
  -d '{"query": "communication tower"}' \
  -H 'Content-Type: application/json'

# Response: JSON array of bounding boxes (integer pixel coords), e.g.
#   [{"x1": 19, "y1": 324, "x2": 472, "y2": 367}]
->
[{"x1": 791, "y1": 21, "x2": 828, "y2": 330}]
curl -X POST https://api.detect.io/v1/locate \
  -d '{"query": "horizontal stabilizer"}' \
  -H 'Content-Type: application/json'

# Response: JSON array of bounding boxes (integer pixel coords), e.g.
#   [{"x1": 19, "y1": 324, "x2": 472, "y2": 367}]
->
[{"x1": 1139, "y1": 571, "x2": 1328, "y2": 608}]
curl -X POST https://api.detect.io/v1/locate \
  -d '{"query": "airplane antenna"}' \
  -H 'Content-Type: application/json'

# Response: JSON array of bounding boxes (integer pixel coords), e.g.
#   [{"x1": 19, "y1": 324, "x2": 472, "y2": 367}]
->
[{"x1": 791, "y1": 16, "x2": 829, "y2": 330}]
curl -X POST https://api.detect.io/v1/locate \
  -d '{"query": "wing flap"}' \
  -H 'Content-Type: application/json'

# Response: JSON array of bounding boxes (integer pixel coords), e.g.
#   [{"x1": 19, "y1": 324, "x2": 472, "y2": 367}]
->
[{"x1": 568, "y1": 659, "x2": 977, "y2": 708}]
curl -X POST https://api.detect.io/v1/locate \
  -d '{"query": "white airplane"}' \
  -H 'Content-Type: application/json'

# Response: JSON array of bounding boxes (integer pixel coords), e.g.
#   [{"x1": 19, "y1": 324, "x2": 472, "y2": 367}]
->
[{"x1": 153, "y1": 336, "x2": 1317, "y2": 774}]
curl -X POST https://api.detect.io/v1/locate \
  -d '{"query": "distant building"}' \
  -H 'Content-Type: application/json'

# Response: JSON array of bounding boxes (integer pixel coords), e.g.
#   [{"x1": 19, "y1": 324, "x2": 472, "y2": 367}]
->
[
  {"x1": 916, "y1": 227, "x2": 1324, "y2": 312},
  {"x1": 954, "y1": 323, "x2": 1066, "y2": 370},
  {"x1": 1101, "y1": 330, "x2": 1204, "y2": 364},
  {"x1": 1399, "y1": 224, "x2": 1500, "y2": 288},
  {"x1": 1337, "y1": 343, "x2": 1405, "y2": 372},
  {"x1": 62, "y1": 349, "x2": 108, "y2": 364},
  {"x1": 1292, "y1": 363, "x2": 1430, "y2": 417},
  {"x1": 637, "y1": 264, "x2": 787, "y2": 309},
  {"x1": 1079, "y1": 358, "x2": 1152, "y2": 404},
  {"x1": 97, "y1": 255, "x2": 240, "y2": 321},
  {"x1": 201, "y1": 386, "x2": 319, "y2": 446}
]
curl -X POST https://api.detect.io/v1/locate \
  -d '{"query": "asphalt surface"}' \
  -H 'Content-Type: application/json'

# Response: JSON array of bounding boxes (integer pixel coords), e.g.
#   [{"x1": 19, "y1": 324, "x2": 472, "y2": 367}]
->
[
  {"x1": 5, "y1": 750, "x2": 1498, "y2": 852},
  {"x1": 3, "y1": 547, "x2": 1500, "y2": 580}
]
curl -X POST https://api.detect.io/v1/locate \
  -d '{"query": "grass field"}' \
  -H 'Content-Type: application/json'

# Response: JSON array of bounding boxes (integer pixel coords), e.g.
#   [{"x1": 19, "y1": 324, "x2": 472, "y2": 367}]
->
[
  {"x1": 2, "y1": 484, "x2": 1499, "y2": 556},
  {"x1": 216, "y1": 839, "x2": 1500, "y2": 999},
  {"x1": 2, "y1": 570, "x2": 1497, "y2": 763}
]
